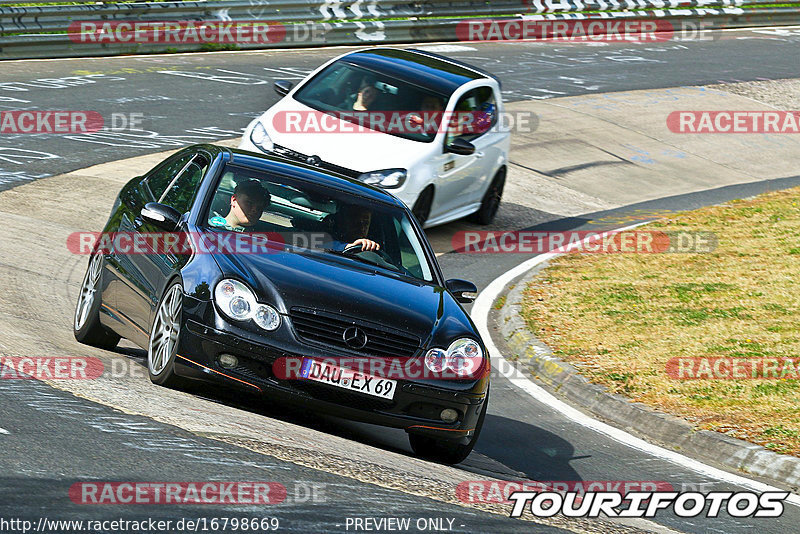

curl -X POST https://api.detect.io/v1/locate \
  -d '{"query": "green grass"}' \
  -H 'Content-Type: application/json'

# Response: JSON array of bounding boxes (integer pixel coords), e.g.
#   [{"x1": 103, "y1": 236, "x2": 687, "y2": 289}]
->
[{"x1": 520, "y1": 186, "x2": 800, "y2": 456}]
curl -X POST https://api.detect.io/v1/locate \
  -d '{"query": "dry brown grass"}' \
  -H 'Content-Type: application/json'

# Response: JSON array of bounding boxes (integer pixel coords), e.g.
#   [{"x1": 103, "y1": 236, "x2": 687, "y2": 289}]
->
[{"x1": 520, "y1": 187, "x2": 800, "y2": 455}]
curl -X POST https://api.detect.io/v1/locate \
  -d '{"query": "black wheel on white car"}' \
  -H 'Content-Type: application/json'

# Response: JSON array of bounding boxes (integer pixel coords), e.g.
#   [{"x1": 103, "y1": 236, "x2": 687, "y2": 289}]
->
[
  {"x1": 470, "y1": 168, "x2": 505, "y2": 225},
  {"x1": 409, "y1": 387, "x2": 488, "y2": 465},
  {"x1": 148, "y1": 281, "x2": 185, "y2": 387},
  {"x1": 73, "y1": 253, "x2": 120, "y2": 350},
  {"x1": 411, "y1": 187, "x2": 434, "y2": 227}
]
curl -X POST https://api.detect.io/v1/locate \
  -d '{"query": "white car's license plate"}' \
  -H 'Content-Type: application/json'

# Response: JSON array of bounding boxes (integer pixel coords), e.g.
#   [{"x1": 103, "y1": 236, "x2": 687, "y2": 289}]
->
[{"x1": 300, "y1": 358, "x2": 397, "y2": 400}]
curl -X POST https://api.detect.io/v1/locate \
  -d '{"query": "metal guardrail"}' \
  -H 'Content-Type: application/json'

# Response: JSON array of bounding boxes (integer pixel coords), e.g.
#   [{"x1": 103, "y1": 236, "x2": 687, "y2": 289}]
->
[{"x1": 1, "y1": 0, "x2": 799, "y2": 59}]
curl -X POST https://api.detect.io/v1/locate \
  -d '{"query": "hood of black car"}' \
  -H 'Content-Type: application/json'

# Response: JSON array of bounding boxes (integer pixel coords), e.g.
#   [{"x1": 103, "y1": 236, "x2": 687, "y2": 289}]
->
[{"x1": 210, "y1": 245, "x2": 475, "y2": 344}]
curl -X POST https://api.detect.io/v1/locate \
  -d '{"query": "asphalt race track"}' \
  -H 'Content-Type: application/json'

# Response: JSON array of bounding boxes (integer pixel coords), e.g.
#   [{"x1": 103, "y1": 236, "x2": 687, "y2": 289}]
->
[
  {"x1": 2, "y1": 28, "x2": 800, "y2": 534},
  {"x1": 2, "y1": 28, "x2": 800, "y2": 185}
]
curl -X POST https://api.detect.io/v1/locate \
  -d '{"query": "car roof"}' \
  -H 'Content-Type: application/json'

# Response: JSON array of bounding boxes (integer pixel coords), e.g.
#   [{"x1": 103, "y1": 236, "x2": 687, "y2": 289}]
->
[
  {"x1": 213, "y1": 146, "x2": 405, "y2": 207},
  {"x1": 340, "y1": 48, "x2": 494, "y2": 96}
]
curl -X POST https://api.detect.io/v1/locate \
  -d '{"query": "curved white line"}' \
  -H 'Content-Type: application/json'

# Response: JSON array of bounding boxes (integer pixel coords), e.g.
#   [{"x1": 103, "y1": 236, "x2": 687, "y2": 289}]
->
[
  {"x1": 471, "y1": 224, "x2": 800, "y2": 506},
  {"x1": 0, "y1": 427, "x2": 8, "y2": 434}
]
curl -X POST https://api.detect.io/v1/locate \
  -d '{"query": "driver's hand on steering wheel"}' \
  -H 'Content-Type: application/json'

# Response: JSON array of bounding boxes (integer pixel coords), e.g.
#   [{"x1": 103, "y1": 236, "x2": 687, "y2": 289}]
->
[{"x1": 347, "y1": 238, "x2": 380, "y2": 251}]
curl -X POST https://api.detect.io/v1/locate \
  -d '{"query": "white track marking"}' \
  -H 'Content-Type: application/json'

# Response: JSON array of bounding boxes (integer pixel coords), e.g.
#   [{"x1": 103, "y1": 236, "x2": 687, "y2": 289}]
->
[
  {"x1": 416, "y1": 45, "x2": 477, "y2": 52},
  {"x1": 471, "y1": 224, "x2": 800, "y2": 506},
  {"x1": 261, "y1": 67, "x2": 309, "y2": 79}
]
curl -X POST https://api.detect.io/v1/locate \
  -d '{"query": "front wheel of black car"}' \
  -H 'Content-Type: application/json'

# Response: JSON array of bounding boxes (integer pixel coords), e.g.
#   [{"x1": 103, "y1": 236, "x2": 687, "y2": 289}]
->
[
  {"x1": 148, "y1": 282, "x2": 185, "y2": 388},
  {"x1": 73, "y1": 254, "x2": 120, "y2": 350},
  {"x1": 409, "y1": 388, "x2": 488, "y2": 465}
]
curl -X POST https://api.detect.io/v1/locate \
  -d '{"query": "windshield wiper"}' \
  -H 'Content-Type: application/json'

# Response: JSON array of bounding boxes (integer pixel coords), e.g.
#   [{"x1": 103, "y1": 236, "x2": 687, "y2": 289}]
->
[{"x1": 323, "y1": 249, "x2": 404, "y2": 274}]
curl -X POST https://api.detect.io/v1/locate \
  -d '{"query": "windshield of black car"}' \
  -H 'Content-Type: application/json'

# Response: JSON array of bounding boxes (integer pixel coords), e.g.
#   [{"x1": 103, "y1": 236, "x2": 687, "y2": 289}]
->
[
  {"x1": 204, "y1": 164, "x2": 435, "y2": 282},
  {"x1": 292, "y1": 61, "x2": 448, "y2": 143}
]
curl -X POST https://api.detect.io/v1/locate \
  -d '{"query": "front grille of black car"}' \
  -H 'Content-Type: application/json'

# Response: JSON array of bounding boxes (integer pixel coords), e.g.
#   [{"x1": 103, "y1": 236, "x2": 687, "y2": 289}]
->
[
  {"x1": 289, "y1": 307, "x2": 421, "y2": 359},
  {"x1": 272, "y1": 144, "x2": 361, "y2": 179}
]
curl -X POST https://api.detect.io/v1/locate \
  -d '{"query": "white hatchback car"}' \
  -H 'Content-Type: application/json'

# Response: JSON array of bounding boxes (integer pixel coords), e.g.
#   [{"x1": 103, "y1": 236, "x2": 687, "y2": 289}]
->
[{"x1": 239, "y1": 48, "x2": 509, "y2": 228}]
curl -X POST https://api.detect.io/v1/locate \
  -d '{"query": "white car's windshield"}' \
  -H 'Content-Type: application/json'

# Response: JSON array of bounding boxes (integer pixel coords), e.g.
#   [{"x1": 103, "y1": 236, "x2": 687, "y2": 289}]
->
[
  {"x1": 293, "y1": 61, "x2": 448, "y2": 143},
  {"x1": 206, "y1": 164, "x2": 435, "y2": 282}
]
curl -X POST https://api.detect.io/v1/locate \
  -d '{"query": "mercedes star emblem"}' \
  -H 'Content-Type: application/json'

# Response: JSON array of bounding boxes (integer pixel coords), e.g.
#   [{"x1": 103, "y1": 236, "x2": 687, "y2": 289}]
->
[{"x1": 342, "y1": 326, "x2": 368, "y2": 349}]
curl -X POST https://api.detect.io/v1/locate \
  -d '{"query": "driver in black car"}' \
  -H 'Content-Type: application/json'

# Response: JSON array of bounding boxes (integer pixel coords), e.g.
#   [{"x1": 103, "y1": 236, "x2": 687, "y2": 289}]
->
[{"x1": 326, "y1": 204, "x2": 380, "y2": 252}]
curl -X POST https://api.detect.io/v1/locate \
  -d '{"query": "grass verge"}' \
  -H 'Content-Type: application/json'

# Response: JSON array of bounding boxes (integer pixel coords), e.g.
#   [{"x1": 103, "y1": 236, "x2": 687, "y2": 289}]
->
[{"x1": 520, "y1": 186, "x2": 800, "y2": 456}]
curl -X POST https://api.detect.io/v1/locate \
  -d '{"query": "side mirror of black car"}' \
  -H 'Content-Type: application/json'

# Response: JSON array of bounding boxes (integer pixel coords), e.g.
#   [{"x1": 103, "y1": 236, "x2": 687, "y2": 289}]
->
[
  {"x1": 446, "y1": 279, "x2": 478, "y2": 304},
  {"x1": 274, "y1": 80, "x2": 294, "y2": 97},
  {"x1": 141, "y1": 202, "x2": 182, "y2": 231},
  {"x1": 445, "y1": 138, "x2": 476, "y2": 156}
]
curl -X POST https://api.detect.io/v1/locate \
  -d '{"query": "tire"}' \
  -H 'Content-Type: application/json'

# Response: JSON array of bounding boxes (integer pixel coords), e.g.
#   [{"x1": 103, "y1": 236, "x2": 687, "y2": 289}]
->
[
  {"x1": 409, "y1": 388, "x2": 489, "y2": 465},
  {"x1": 147, "y1": 281, "x2": 185, "y2": 388},
  {"x1": 411, "y1": 187, "x2": 434, "y2": 227},
  {"x1": 470, "y1": 169, "x2": 505, "y2": 225},
  {"x1": 73, "y1": 254, "x2": 120, "y2": 350}
]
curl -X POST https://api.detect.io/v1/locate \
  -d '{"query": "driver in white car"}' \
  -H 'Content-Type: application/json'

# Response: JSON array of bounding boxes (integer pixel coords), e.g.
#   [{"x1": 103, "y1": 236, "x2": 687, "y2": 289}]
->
[{"x1": 326, "y1": 204, "x2": 380, "y2": 252}]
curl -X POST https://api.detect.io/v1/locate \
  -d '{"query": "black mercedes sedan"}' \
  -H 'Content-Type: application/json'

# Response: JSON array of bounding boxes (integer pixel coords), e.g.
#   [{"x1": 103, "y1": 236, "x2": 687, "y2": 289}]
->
[{"x1": 73, "y1": 144, "x2": 489, "y2": 464}]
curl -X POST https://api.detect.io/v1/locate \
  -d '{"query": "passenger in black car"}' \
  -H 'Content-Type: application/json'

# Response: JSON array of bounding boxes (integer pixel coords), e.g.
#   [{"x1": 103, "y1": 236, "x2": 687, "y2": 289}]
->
[{"x1": 223, "y1": 179, "x2": 271, "y2": 231}]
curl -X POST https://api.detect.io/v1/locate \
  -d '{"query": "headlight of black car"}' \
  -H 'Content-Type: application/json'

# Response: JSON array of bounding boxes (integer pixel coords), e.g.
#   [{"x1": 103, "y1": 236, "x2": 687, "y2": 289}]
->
[
  {"x1": 424, "y1": 338, "x2": 483, "y2": 377},
  {"x1": 214, "y1": 279, "x2": 280, "y2": 331}
]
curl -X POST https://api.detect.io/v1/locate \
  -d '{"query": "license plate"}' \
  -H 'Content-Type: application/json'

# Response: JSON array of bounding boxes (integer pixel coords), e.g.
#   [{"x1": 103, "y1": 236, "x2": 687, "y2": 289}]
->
[{"x1": 300, "y1": 358, "x2": 396, "y2": 400}]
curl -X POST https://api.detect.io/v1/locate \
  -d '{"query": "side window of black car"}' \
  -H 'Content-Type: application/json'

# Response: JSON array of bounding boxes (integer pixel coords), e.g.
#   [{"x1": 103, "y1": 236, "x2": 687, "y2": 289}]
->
[
  {"x1": 160, "y1": 155, "x2": 210, "y2": 214},
  {"x1": 145, "y1": 153, "x2": 196, "y2": 200},
  {"x1": 393, "y1": 218, "x2": 424, "y2": 280}
]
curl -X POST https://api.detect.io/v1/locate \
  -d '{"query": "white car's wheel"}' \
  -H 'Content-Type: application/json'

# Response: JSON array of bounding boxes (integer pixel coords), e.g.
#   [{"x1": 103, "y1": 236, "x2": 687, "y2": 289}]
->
[
  {"x1": 471, "y1": 169, "x2": 505, "y2": 225},
  {"x1": 412, "y1": 187, "x2": 434, "y2": 227}
]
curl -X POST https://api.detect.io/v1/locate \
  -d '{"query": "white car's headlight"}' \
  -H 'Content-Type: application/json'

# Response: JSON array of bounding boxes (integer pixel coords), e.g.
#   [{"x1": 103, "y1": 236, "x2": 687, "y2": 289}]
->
[
  {"x1": 250, "y1": 121, "x2": 274, "y2": 153},
  {"x1": 357, "y1": 168, "x2": 406, "y2": 189},
  {"x1": 424, "y1": 338, "x2": 483, "y2": 377},
  {"x1": 214, "y1": 279, "x2": 281, "y2": 331}
]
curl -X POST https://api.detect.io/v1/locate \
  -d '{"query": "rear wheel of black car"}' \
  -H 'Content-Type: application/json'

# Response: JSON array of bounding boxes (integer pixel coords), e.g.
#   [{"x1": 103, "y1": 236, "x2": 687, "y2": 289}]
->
[
  {"x1": 148, "y1": 282, "x2": 185, "y2": 387},
  {"x1": 412, "y1": 187, "x2": 434, "y2": 227},
  {"x1": 73, "y1": 253, "x2": 120, "y2": 350},
  {"x1": 470, "y1": 168, "x2": 505, "y2": 225},
  {"x1": 409, "y1": 388, "x2": 488, "y2": 465}
]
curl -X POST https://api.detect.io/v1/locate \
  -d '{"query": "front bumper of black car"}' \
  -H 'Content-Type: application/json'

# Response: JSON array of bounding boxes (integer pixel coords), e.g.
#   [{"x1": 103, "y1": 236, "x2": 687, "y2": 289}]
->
[{"x1": 174, "y1": 296, "x2": 489, "y2": 444}]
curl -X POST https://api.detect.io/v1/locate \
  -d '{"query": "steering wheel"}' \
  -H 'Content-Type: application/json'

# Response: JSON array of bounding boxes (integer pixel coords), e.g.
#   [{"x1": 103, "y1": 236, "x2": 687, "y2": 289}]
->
[{"x1": 343, "y1": 243, "x2": 399, "y2": 269}]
